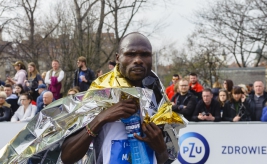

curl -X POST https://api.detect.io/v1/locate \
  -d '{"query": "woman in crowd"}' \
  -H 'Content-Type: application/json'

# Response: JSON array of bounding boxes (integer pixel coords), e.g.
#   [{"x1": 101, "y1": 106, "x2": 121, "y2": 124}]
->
[
  {"x1": 7, "y1": 61, "x2": 27, "y2": 87},
  {"x1": 238, "y1": 84, "x2": 249, "y2": 98},
  {"x1": 211, "y1": 81, "x2": 222, "y2": 100},
  {"x1": 14, "y1": 84, "x2": 25, "y2": 105},
  {"x1": 0, "y1": 91, "x2": 11, "y2": 121},
  {"x1": 222, "y1": 86, "x2": 251, "y2": 122},
  {"x1": 96, "y1": 69, "x2": 103, "y2": 78},
  {"x1": 217, "y1": 89, "x2": 229, "y2": 118},
  {"x1": 25, "y1": 62, "x2": 43, "y2": 101},
  {"x1": 223, "y1": 79, "x2": 234, "y2": 99},
  {"x1": 11, "y1": 93, "x2": 37, "y2": 122},
  {"x1": 67, "y1": 88, "x2": 79, "y2": 96}
]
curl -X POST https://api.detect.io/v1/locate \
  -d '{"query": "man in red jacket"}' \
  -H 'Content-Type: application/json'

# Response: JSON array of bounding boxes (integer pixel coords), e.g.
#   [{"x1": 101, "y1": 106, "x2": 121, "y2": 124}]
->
[
  {"x1": 189, "y1": 72, "x2": 203, "y2": 101},
  {"x1": 166, "y1": 74, "x2": 179, "y2": 100}
]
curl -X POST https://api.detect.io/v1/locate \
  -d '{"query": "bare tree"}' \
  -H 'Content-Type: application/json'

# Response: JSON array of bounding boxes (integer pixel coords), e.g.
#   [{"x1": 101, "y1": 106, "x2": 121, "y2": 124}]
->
[{"x1": 194, "y1": 0, "x2": 267, "y2": 67}]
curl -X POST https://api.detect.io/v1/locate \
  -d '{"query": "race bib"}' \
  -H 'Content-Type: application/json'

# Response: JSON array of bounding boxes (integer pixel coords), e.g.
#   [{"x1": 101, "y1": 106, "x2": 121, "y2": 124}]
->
[{"x1": 109, "y1": 139, "x2": 154, "y2": 164}]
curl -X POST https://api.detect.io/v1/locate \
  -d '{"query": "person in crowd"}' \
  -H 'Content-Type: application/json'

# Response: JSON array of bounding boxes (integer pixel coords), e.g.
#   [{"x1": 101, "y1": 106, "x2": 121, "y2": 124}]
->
[
  {"x1": 192, "y1": 88, "x2": 221, "y2": 121},
  {"x1": 211, "y1": 81, "x2": 222, "y2": 100},
  {"x1": 25, "y1": 62, "x2": 43, "y2": 101},
  {"x1": 11, "y1": 93, "x2": 37, "y2": 122},
  {"x1": 67, "y1": 88, "x2": 79, "y2": 96},
  {"x1": 248, "y1": 80, "x2": 267, "y2": 121},
  {"x1": 261, "y1": 102, "x2": 267, "y2": 121},
  {"x1": 238, "y1": 84, "x2": 249, "y2": 97},
  {"x1": 36, "y1": 84, "x2": 47, "y2": 107},
  {"x1": 41, "y1": 72, "x2": 47, "y2": 81},
  {"x1": 7, "y1": 61, "x2": 27, "y2": 87},
  {"x1": 189, "y1": 72, "x2": 203, "y2": 101},
  {"x1": 61, "y1": 32, "x2": 169, "y2": 164},
  {"x1": 166, "y1": 74, "x2": 179, "y2": 100},
  {"x1": 95, "y1": 69, "x2": 103, "y2": 78},
  {"x1": 14, "y1": 84, "x2": 25, "y2": 105},
  {"x1": 223, "y1": 79, "x2": 234, "y2": 98},
  {"x1": 217, "y1": 89, "x2": 229, "y2": 118},
  {"x1": 36, "y1": 91, "x2": 54, "y2": 114},
  {"x1": 0, "y1": 75, "x2": 5, "y2": 86},
  {"x1": 73, "y1": 56, "x2": 95, "y2": 92},
  {"x1": 108, "y1": 60, "x2": 116, "y2": 70},
  {"x1": 0, "y1": 86, "x2": 3, "y2": 91},
  {"x1": 4, "y1": 84, "x2": 19, "y2": 118},
  {"x1": 223, "y1": 86, "x2": 251, "y2": 121},
  {"x1": 171, "y1": 79, "x2": 197, "y2": 121},
  {"x1": 247, "y1": 83, "x2": 254, "y2": 96},
  {"x1": 0, "y1": 91, "x2": 11, "y2": 122},
  {"x1": 45, "y1": 59, "x2": 65, "y2": 100}
]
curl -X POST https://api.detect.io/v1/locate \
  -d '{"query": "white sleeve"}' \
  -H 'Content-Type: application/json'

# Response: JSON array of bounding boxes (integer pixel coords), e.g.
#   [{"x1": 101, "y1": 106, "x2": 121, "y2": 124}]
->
[
  {"x1": 11, "y1": 107, "x2": 20, "y2": 122},
  {"x1": 22, "y1": 105, "x2": 37, "y2": 122},
  {"x1": 45, "y1": 71, "x2": 51, "y2": 84},
  {"x1": 57, "y1": 70, "x2": 65, "y2": 82}
]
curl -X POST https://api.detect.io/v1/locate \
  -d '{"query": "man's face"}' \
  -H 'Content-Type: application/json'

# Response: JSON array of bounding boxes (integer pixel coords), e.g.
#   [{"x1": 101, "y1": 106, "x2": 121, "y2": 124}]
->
[
  {"x1": 179, "y1": 80, "x2": 189, "y2": 94},
  {"x1": 116, "y1": 34, "x2": 152, "y2": 84},
  {"x1": 172, "y1": 76, "x2": 179, "y2": 84},
  {"x1": 202, "y1": 91, "x2": 213, "y2": 105},
  {"x1": 190, "y1": 75, "x2": 197, "y2": 84},
  {"x1": 4, "y1": 87, "x2": 12, "y2": 97},
  {"x1": 52, "y1": 61, "x2": 59, "y2": 70},
  {"x1": 43, "y1": 93, "x2": 53, "y2": 105},
  {"x1": 254, "y1": 81, "x2": 264, "y2": 95},
  {"x1": 38, "y1": 88, "x2": 44, "y2": 94},
  {"x1": 77, "y1": 61, "x2": 84, "y2": 68}
]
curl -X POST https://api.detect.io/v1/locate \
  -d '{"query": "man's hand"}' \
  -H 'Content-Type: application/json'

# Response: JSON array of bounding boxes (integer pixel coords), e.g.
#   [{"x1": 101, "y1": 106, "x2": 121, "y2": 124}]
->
[
  {"x1": 96, "y1": 98, "x2": 138, "y2": 123},
  {"x1": 233, "y1": 115, "x2": 241, "y2": 122},
  {"x1": 134, "y1": 123, "x2": 168, "y2": 164},
  {"x1": 198, "y1": 113, "x2": 205, "y2": 120},
  {"x1": 205, "y1": 113, "x2": 215, "y2": 121}
]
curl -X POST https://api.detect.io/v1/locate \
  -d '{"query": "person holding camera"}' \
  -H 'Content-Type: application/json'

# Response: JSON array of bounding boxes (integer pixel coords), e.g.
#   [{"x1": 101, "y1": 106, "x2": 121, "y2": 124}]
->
[
  {"x1": 222, "y1": 86, "x2": 251, "y2": 121},
  {"x1": 192, "y1": 88, "x2": 221, "y2": 121}
]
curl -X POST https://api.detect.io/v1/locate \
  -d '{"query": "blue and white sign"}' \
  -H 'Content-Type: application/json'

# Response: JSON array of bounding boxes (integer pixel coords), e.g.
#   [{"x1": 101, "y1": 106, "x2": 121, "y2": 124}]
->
[{"x1": 178, "y1": 132, "x2": 209, "y2": 164}]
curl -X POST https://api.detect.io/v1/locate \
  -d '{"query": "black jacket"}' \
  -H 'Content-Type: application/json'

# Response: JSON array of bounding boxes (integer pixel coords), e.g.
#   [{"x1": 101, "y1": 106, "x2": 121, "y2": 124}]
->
[
  {"x1": 6, "y1": 95, "x2": 19, "y2": 118},
  {"x1": 0, "y1": 106, "x2": 11, "y2": 122},
  {"x1": 247, "y1": 92, "x2": 267, "y2": 121},
  {"x1": 171, "y1": 92, "x2": 197, "y2": 121},
  {"x1": 74, "y1": 68, "x2": 95, "y2": 92},
  {"x1": 223, "y1": 100, "x2": 251, "y2": 121},
  {"x1": 192, "y1": 99, "x2": 221, "y2": 121}
]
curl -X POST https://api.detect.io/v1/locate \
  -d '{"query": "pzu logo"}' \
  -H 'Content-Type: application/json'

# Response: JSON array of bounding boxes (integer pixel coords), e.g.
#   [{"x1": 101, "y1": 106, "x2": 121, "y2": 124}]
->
[{"x1": 178, "y1": 132, "x2": 210, "y2": 164}]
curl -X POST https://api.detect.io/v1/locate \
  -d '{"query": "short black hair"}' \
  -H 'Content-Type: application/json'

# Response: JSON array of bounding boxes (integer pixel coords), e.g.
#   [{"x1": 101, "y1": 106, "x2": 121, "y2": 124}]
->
[
  {"x1": 4, "y1": 84, "x2": 12, "y2": 89},
  {"x1": 189, "y1": 72, "x2": 197, "y2": 77},
  {"x1": 173, "y1": 74, "x2": 179, "y2": 78},
  {"x1": 203, "y1": 88, "x2": 213, "y2": 94}
]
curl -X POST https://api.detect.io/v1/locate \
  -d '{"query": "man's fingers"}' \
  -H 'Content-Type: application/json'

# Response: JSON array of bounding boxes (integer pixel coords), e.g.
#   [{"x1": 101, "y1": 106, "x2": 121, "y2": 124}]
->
[{"x1": 134, "y1": 133, "x2": 148, "y2": 142}]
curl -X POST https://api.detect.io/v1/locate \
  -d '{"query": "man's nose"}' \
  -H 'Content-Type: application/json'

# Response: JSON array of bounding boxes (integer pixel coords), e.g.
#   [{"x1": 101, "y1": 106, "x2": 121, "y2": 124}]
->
[{"x1": 133, "y1": 55, "x2": 144, "y2": 64}]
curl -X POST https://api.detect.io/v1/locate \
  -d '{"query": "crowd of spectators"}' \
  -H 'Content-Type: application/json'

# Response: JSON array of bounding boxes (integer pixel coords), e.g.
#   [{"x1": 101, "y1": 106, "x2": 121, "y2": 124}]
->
[
  {"x1": 167, "y1": 72, "x2": 267, "y2": 122},
  {"x1": 0, "y1": 56, "x2": 99, "y2": 122},
  {"x1": 1, "y1": 57, "x2": 267, "y2": 123}
]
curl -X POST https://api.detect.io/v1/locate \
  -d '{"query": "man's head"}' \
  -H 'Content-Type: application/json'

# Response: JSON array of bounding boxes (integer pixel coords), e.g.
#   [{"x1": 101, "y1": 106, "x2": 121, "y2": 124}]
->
[
  {"x1": 43, "y1": 91, "x2": 53, "y2": 105},
  {"x1": 52, "y1": 59, "x2": 60, "y2": 71},
  {"x1": 4, "y1": 84, "x2": 13, "y2": 97},
  {"x1": 172, "y1": 74, "x2": 179, "y2": 85},
  {"x1": 116, "y1": 32, "x2": 152, "y2": 86},
  {"x1": 189, "y1": 72, "x2": 198, "y2": 84},
  {"x1": 36, "y1": 84, "x2": 47, "y2": 94},
  {"x1": 77, "y1": 56, "x2": 86, "y2": 68},
  {"x1": 178, "y1": 79, "x2": 189, "y2": 95},
  {"x1": 108, "y1": 61, "x2": 116, "y2": 70},
  {"x1": 202, "y1": 88, "x2": 213, "y2": 105},
  {"x1": 254, "y1": 81, "x2": 264, "y2": 96}
]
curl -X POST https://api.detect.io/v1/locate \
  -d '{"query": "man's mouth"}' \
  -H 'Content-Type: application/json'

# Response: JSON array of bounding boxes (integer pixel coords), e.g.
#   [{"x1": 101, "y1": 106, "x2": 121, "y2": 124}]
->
[{"x1": 131, "y1": 67, "x2": 145, "y2": 72}]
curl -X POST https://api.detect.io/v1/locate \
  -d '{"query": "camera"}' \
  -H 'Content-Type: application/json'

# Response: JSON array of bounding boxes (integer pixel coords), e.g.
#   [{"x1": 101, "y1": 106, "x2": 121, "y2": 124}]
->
[
  {"x1": 238, "y1": 109, "x2": 245, "y2": 117},
  {"x1": 202, "y1": 111, "x2": 210, "y2": 116}
]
